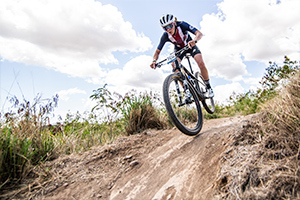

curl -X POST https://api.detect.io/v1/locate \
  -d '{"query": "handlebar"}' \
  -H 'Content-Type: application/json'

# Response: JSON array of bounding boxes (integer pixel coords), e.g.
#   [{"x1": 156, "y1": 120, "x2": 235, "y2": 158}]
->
[{"x1": 155, "y1": 42, "x2": 197, "y2": 69}]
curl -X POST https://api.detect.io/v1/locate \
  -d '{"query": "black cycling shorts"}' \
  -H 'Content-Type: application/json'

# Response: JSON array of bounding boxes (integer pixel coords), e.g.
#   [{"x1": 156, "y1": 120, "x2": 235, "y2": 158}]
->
[
  {"x1": 172, "y1": 45, "x2": 201, "y2": 72},
  {"x1": 175, "y1": 45, "x2": 201, "y2": 61}
]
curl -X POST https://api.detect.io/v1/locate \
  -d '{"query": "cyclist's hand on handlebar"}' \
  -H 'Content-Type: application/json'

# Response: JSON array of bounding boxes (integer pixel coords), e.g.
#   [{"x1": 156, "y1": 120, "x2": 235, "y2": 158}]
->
[
  {"x1": 150, "y1": 61, "x2": 156, "y2": 69},
  {"x1": 188, "y1": 40, "x2": 197, "y2": 49}
]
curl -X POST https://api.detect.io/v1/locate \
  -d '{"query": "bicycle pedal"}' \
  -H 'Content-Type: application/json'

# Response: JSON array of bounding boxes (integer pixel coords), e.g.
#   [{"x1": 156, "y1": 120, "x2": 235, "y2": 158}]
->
[
  {"x1": 178, "y1": 102, "x2": 185, "y2": 107},
  {"x1": 185, "y1": 97, "x2": 193, "y2": 104}
]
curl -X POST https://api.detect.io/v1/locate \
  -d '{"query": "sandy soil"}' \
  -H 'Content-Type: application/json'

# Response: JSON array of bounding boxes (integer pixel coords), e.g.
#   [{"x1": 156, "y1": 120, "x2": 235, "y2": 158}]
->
[{"x1": 22, "y1": 115, "x2": 253, "y2": 200}]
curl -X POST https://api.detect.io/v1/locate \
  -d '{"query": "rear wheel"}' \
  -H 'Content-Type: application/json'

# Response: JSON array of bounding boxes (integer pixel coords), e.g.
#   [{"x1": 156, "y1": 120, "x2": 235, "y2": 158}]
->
[
  {"x1": 195, "y1": 72, "x2": 215, "y2": 114},
  {"x1": 163, "y1": 73, "x2": 203, "y2": 136}
]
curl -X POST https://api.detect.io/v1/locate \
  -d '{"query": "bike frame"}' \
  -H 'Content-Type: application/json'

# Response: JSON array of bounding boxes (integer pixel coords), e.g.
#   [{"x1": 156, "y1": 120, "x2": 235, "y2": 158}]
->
[
  {"x1": 160, "y1": 46, "x2": 206, "y2": 103},
  {"x1": 178, "y1": 56, "x2": 206, "y2": 103},
  {"x1": 156, "y1": 45, "x2": 215, "y2": 135}
]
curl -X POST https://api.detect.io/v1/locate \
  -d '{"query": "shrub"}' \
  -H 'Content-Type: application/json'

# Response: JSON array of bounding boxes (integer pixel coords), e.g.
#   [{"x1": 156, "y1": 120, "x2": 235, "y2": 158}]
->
[{"x1": 90, "y1": 86, "x2": 166, "y2": 135}]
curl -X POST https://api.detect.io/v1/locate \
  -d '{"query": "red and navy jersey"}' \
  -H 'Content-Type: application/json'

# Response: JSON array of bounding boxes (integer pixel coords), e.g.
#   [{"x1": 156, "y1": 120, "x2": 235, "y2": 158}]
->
[{"x1": 157, "y1": 21, "x2": 198, "y2": 50}]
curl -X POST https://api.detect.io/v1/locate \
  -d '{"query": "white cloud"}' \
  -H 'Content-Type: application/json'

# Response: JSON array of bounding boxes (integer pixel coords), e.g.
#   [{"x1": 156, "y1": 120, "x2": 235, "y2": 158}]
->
[
  {"x1": 0, "y1": 0, "x2": 152, "y2": 81},
  {"x1": 200, "y1": 0, "x2": 300, "y2": 81},
  {"x1": 242, "y1": 77, "x2": 261, "y2": 86},
  {"x1": 214, "y1": 82, "x2": 245, "y2": 105},
  {"x1": 57, "y1": 88, "x2": 86, "y2": 101},
  {"x1": 105, "y1": 55, "x2": 167, "y2": 93}
]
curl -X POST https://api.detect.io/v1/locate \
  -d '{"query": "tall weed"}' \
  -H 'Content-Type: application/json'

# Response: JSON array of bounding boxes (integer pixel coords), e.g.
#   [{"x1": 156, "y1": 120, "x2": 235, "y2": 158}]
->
[
  {"x1": 0, "y1": 94, "x2": 58, "y2": 186},
  {"x1": 90, "y1": 86, "x2": 166, "y2": 135}
]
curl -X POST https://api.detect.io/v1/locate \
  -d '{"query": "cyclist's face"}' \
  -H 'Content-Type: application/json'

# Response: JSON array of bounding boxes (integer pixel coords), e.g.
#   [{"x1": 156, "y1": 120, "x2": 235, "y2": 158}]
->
[{"x1": 164, "y1": 23, "x2": 175, "y2": 35}]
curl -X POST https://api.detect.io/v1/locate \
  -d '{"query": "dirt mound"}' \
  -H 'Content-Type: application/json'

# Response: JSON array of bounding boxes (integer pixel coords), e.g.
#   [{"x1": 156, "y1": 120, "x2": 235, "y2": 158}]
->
[
  {"x1": 215, "y1": 113, "x2": 300, "y2": 199},
  {"x1": 3, "y1": 115, "x2": 254, "y2": 200}
]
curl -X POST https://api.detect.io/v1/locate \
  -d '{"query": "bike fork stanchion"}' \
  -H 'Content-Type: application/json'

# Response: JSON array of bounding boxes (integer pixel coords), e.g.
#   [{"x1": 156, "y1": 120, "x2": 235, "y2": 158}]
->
[
  {"x1": 183, "y1": 79, "x2": 190, "y2": 97},
  {"x1": 182, "y1": 76, "x2": 192, "y2": 105},
  {"x1": 175, "y1": 80, "x2": 183, "y2": 106}
]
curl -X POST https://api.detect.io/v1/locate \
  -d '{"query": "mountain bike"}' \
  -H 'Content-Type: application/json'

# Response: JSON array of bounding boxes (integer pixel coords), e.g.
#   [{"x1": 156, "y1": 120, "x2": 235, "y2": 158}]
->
[{"x1": 156, "y1": 45, "x2": 215, "y2": 136}]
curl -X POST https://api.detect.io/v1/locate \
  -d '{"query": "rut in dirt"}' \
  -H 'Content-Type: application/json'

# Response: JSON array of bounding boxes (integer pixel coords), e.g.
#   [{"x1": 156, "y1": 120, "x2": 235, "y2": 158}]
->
[{"x1": 28, "y1": 115, "x2": 252, "y2": 200}]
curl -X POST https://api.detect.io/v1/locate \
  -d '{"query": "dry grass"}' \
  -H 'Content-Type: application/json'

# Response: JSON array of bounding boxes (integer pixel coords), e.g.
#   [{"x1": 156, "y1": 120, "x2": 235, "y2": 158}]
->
[
  {"x1": 214, "y1": 71, "x2": 300, "y2": 199},
  {"x1": 125, "y1": 104, "x2": 166, "y2": 135}
]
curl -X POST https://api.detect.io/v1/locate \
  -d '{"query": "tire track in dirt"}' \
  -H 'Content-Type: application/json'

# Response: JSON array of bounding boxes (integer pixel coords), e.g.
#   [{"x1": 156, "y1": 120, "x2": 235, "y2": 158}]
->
[
  {"x1": 109, "y1": 115, "x2": 251, "y2": 200},
  {"x1": 32, "y1": 115, "x2": 253, "y2": 200}
]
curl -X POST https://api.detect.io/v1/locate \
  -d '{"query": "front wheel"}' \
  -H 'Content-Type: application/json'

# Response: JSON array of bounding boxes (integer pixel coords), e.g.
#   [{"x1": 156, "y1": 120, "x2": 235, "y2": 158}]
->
[
  {"x1": 194, "y1": 72, "x2": 215, "y2": 114},
  {"x1": 163, "y1": 73, "x2": 203, "y2": 136}
]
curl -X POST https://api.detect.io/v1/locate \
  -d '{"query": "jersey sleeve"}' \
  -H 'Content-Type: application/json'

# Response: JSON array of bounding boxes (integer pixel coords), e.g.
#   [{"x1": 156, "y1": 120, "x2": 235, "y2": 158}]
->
[
  {"x1": 180, "y1": 21, "x2": 198, "y2": 34},
  {"x1": 157, "y1": 32, "x2": 169, "y2": 50}
]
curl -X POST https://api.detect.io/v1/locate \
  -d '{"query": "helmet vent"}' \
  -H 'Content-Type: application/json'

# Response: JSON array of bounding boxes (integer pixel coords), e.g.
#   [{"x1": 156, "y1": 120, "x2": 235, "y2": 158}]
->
[{"x1": 160, "y1": 14, "x2": 175, "y2": 27}]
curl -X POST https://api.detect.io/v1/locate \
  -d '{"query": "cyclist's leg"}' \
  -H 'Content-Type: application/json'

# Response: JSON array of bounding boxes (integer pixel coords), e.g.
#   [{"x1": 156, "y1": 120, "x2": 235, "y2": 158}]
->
[
  {"x1": 172, "y1": 59, "x2": 182, "y2": 73},
  {"x1": 193, "y1": 55, "x2": 208, "y2": 80},
  {"x1": 173, "y1": 46, "x2": 183, "y2": 73},
  {"x1": 191, "y1": 46, "x2": 210, "y2": 85},
  {"x1": 192, "y1": 46, "x2": 214, "y2": 97},
  {"x1": 194, "y1": 54, "x2": 210, "y2": 82}
]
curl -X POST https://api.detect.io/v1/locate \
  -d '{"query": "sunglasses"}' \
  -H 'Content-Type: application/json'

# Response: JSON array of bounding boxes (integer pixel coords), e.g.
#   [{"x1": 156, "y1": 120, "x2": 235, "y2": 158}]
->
[{"x1": 163, "y1": 23, "x2": 174, "y2": 31}]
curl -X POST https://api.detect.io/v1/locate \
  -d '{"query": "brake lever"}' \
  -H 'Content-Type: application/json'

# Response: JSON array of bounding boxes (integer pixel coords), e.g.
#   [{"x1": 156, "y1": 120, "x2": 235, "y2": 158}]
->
[
  {"x1": 155, "y1": 63, "x2": 162, "y2": 69},
  {"x1": 175, "y1": 41, "x2": 197, "y2": 56}
]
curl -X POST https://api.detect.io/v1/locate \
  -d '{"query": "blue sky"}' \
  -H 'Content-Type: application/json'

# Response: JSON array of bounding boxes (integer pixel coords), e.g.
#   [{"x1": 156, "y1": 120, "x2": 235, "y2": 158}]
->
[{"x1": 1, "y1": 0, "x2": 300, "y2": 122}]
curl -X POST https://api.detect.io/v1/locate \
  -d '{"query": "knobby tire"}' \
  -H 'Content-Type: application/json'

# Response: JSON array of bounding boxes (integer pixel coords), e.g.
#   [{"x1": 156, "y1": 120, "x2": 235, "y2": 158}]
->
[
  {"x1": 194, "y1": 72, "x2": 215, "y2": 114},
  {"x1": 163, "y1": 73, "x2": 203, "y2": 136}
]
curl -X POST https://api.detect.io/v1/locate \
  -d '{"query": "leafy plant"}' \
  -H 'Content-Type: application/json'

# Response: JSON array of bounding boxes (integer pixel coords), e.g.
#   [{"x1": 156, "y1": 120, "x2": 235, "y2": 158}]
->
[
  {"x1": 225, "y1": 56, "x2": 299, "y2": 115},
  {"x1": 258, "y1": 56, "x2": 299, "y2": 101}
]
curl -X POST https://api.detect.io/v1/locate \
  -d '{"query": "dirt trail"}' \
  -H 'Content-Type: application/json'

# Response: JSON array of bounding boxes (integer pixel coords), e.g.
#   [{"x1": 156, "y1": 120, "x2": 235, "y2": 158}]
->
[{"x1": 32, "y1": 115, "x2": 253, "y2": 200}]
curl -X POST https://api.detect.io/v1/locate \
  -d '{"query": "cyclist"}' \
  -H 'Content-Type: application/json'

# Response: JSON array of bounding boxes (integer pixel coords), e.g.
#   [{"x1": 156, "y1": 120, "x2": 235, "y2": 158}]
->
[{"x1": 150, "y1": 14, "x2": 214, "y2": 98}]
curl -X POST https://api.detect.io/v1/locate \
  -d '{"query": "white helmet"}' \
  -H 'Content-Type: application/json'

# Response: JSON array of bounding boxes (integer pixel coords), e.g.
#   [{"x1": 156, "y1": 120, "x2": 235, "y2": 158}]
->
[{"x1": 159, "y1": 14, "x2": 175, "y2": 27}]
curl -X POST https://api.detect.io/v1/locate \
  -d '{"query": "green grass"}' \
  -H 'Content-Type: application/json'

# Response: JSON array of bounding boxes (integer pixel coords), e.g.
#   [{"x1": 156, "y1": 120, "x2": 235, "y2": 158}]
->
[
  {"x1": 0, "y1": 90, "x2": 166, "y2": 188},
  {"x1": 0, "y1": 57, "x2": 298, "y2": 191}
]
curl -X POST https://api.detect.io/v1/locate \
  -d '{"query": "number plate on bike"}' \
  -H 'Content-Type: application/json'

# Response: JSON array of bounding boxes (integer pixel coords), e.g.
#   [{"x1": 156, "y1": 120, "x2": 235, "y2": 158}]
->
[{"x1": 167, "y1": 53, "x2": 176, "y2": 64}]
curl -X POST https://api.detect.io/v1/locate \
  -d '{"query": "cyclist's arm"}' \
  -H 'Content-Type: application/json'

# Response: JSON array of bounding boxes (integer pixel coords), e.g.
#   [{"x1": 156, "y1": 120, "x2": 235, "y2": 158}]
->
[
  {"x1": 153, "y1": 49, "x2": 161, "y2": 62},
  {"x1": 151, "y1": 33, "x2": 168, "y2": 69},
  {"x1": 193, "y1": 30, "x2": 203, "y2": 42},
  {"x1": 188, "y1": 30, "x2": 203, "y2": 48},
  {"x1": 150, "y1": 49, "x2": 161, "y2": 69}
]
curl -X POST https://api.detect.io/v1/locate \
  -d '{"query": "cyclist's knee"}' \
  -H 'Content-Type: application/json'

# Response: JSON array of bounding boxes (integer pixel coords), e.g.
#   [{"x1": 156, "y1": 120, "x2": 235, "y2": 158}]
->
[
  {"x1": 195, "y1": 56, "x2": 206, "y2": 69},
  {"x1": 172, "y1": 60, "x2": 181, "y2": 72},
  {"x1": 172, "y1": 68, "x2": 180, "y2": 73}
]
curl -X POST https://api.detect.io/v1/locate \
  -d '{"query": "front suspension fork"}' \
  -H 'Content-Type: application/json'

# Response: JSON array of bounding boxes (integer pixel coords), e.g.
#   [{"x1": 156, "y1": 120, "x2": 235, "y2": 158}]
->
[{"x1": 175, "y1": 74, "x2": 191, "y2": 107}]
